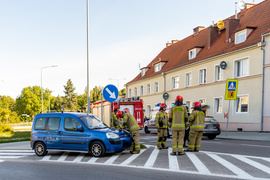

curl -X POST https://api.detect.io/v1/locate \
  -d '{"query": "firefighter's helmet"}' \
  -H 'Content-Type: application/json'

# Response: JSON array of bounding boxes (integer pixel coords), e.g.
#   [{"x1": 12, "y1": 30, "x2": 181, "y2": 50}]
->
[
  {"x1": 175, "y1": 95, "x2": 183, "y2": 102},
  {"x1": 160, "y1": 103, "x2": 167, "y2": 109},
  {"x1": 116, "y1": 111, "x2": 123, "y2": 118},
  {"x1": 114, "y1": 105, "x2": 119, "y2": 109},
  {"x1": 193, "y1": 101, "x2": 201, "y2": 108}
]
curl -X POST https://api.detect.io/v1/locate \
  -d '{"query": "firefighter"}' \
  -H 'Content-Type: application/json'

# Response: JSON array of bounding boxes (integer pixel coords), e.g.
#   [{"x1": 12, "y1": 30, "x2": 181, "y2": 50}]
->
[
  {"x1": 185, "y1": 102, "x2": 205, "y2": 152},
  {"x1": 155, "y1": 103, "x2": 168, "y2": 150},
  {"x1": 117, "y1": 111, "x2": 140, "y2": 154},
  {"x1": 183, "y1": 106, "x2": 191, "y2": 148},
  {"x1": 111, "y1": 105, "x2": 120, "y2": 128},
  {"x1": 169, "y1": 95, "x2": 189, "y2": 155}
]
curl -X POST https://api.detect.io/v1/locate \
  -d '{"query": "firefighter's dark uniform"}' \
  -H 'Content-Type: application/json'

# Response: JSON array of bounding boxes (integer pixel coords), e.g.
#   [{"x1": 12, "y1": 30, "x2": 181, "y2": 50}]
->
[
  {"x1": 120, "y1": 113, "x2": 140, "y2": 152},
  {"x1": 155, "y1": 109, "x2": 168, "y2": 149},
  {"x1": 111, "y1": 111, "x2": 120, "y2": 128},
  {"x1": 169, "y1": 105, "x2": 188, "y2": 154},
  {"x1": 188, "y1": 110, "x2": 205, "y2": 151}
]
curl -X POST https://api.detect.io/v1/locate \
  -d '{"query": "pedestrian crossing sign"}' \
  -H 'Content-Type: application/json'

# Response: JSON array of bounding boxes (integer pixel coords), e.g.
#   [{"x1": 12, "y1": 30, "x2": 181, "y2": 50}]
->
[{"x1": 225, "y1": 79, "x2": 238, "y2": 100}]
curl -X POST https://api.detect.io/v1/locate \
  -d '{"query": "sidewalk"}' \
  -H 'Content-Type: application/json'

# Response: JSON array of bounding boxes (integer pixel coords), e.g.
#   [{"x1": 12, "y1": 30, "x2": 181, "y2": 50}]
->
[{"x1": 217, "y1": 131, "x2": 270, "y2": 141}]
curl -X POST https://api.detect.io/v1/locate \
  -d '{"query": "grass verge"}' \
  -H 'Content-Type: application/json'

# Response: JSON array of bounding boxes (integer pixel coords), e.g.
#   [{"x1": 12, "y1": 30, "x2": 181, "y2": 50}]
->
[{"x1": 0, "y1": 131, "x2": 31, "y2": 144}]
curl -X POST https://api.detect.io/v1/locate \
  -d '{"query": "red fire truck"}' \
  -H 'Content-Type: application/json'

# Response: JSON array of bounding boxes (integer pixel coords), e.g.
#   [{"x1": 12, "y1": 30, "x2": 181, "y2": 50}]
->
[{"x1": 111, "y1": 98, "x2": 144, "y2": 129}]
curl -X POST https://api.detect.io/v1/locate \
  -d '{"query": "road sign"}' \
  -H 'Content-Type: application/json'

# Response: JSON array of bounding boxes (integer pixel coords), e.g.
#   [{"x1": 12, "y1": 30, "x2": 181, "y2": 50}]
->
[
  {"x1": 163, "y1": 92, "x2": 169, "y2": 100},
  {"x1": 103, "y1": 84, "x2": 118, "y2": 102},
  {"x1": 225, "y1": 79, "x2": 238, "y2": 100}
]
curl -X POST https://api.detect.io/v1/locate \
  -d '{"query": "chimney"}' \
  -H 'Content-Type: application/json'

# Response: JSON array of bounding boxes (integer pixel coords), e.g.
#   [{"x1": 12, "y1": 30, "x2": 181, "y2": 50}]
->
[
  {"x1": 224, "y1": 19, "x2": 239, "y2": 41},
  {"x1": 208, "y1": 26, "x2": 218, "y2": 48},
  {"x1": 193, "y1": 26, "x2": 205, "y2": 34},
  {"x1": 245, "y1": 3, "x2": 255, "y2": 9},
  {"x1": 172, "y1": 40, "x2": 179, "y2": 44},
  {"x1": 166, "y1": 42, "x2": 172, "y2": 47}
]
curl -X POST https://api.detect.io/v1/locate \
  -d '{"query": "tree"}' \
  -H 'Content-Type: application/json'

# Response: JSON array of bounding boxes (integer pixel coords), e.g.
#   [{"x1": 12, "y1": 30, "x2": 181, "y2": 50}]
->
[
  {"x1": 53, "y1": 96, "x2": 63, "y2": 112},
  {"x1": 62, "y1": 79, "x2": 77, "y2": 111},
  {"x1": 90, "y1": 86, "x2": 103, "y2": 103},
  {"x1": 0, "y1": 96, "x2": 19, "y2": 124},
  {"x1": 15, "y1": 86, "x2": 51, "y2": 118},
  {"x1": 119, "y1": 88, "x2": 126, "y2": 96}
]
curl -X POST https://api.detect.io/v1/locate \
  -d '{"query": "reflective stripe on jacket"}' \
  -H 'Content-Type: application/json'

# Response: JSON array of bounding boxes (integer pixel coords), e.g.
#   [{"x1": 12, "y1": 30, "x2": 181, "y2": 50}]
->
[
  {"x1": 188, "y1": 110, "x2": 205, "y2": 131},
  {"x1": 169, "y1": 105, "x2": 188, "y2": 131},
  {"x1": 155, "y1": 110, "x2": 168, "y2": 129},
  {"x1": 121, "y1": 113, "x2": 139, "y2": 131}
]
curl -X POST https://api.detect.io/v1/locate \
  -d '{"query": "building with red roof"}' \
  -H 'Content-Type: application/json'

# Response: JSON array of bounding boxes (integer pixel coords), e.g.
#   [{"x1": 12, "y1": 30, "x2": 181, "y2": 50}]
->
[{"x1": 126, "y1": 0, "x2": 270, "y2": 131}]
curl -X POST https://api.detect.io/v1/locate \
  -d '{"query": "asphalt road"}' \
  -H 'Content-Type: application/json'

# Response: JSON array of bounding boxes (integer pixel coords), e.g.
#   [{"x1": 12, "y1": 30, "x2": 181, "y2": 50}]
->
[{"x1": 0, "y1": 131, "x2": 270, "y2": 180}]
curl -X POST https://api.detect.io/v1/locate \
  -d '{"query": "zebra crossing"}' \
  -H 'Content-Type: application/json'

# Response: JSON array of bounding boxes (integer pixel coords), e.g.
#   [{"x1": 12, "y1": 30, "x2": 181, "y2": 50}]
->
[{"x1": 1, "y1": 146, "x2": 270, "y2": 180}]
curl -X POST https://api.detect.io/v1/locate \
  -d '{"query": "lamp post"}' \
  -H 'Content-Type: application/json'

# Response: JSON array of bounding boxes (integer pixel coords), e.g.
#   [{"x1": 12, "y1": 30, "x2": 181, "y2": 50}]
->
[
  {"x1": 41, "y1": 65, "x2": 57, "y2": 113},
  {"x1": 108, "y1": 78, "x2": 127, "y2": 90}
]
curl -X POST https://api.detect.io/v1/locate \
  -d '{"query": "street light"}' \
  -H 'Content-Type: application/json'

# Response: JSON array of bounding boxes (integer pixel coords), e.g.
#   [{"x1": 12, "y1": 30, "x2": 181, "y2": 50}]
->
[
  {"x1": 41, "y1": 65, "x2": 58, "y2": 113},
  {"x1": 108, "y1": 78, "x2": 127, "y2": 90}
]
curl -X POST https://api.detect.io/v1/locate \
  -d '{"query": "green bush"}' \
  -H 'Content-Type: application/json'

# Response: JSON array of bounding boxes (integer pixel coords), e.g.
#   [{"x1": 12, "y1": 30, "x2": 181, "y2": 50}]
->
[{"x1": 0, "y1": 124, "x2": 13, "y2": 133}]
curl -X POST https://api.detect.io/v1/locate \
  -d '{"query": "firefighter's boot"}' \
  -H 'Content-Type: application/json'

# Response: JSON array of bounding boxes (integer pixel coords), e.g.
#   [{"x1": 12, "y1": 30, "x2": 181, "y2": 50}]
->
[
  {"x1": 178, "y1": 152, "x2": 185, "y2": 155},
  {"x1": 162, "y1": 145, "x2": 168, "y2": 149},
  {"x1": 131, "y1": 150, "x2": 140, "y2": 154},
  {"x1": 170, "y1": 152, "x2": 176, "y2": 156}
]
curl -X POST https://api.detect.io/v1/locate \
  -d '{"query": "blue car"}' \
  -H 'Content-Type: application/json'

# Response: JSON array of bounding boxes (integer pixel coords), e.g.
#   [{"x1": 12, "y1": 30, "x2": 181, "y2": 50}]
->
[{"x1": 30, "y1": 112, "x2": 133, "y2": 157}]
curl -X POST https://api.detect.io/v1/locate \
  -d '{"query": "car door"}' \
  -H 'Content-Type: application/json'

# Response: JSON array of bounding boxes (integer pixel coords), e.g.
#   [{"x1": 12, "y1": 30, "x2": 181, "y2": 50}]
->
[
  {"x1": 61, "y1": 117, "x2": 88, "y2": 151},
  {"x1": 45, "y1": 117, "x2": 62, "y2": 149}
]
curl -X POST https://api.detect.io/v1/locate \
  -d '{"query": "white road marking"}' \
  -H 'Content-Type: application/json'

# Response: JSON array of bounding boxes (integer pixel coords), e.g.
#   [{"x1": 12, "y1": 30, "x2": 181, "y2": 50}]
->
[
  {"x1": 72, "y1": 153, "x2": 85, "y2": 162},
  {"x1": 207, "y1": 153, "x2": 253, "y2": 179},
  {"x1": 120, "y1": 149, "x2": 146, "y2": 165},
  {"x1": 104, "y1": 154, "x2": 121, "y2": 164},
  {"x1": 240, "y1": 144, "x2": 270, "y2": 148},
  {"x1": 0, "y1": 153, "x2": 35, "y2": 156},
  {"x1": 0, "y1": 156, "x2": 23, "y2": 159},
  {"x1": 57, "y1": 152, "x2": 69, "y2": 161},
  {"x1": 0, "y1": 150, "x2": 34, "y2": 153},
  {"x1": 168, "y1": 147, "x2": 179, "y2": 171},
  {"x1": 87, "y1": 157, "x2": 98, "y2": 163},
  {"x1": 186, "y1": 152, "x2": 211, "y2": 175},
  {"x1": 232, "y1": 155, "x2": 270, "y2": 175},
  {"x1": 41, "y1": 155, "x2": 51, "y2": 161},
  {"x1": 144, "y1": 147, "x2": 159, "y2": 167}
]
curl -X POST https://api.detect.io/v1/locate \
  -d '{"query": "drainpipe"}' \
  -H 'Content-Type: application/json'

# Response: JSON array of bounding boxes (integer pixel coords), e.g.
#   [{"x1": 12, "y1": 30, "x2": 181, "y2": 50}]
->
[
  {"x1": 259, "y1": 35, "x2": 267, "y2": 132},
  {"x1": 162, "y1": 72, "x2": 166, "y2": 104}
]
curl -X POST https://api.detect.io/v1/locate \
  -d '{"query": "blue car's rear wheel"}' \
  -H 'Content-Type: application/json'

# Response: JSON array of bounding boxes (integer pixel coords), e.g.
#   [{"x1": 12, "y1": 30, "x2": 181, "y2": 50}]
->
[{"x1": 90, "y1": 141, "x2": 106, "y2": 157}]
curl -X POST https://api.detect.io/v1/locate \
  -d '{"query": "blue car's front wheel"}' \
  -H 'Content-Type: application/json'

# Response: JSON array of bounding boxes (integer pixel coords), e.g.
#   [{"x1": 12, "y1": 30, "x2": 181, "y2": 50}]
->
[{"x1": 90, "y1": 141, "x2": 106, "y2": 157}]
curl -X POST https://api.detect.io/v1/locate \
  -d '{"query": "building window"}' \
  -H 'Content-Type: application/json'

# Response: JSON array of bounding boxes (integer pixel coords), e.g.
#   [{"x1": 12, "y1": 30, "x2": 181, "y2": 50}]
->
[
  {"x1": 171, "y1": 76, "x2": 179, "y2": 89},
  {"x1": 141, "y1": 69, "x2": 145, "y2": 76},
  {"x1": 189, "y1": 49, "x2": 196, "y2": 59},
  {"x1": 140, "y1": 86, "x2": 143, "y2": 96},
  {"x1": 186, "y1": 73, "x2": 191, "y2": 87},
  {"x1": 236, "y1": 96, "x2": 248, "y2": 113},
  {"x1": 147, "y1": 105, "x2": 151, "y2": 117},
  {"x1": 199, "y1": 99, "x2": 206, "y2": 104},
  {"x1": 235, "y1": 59, "x2": 248, "y2": 77},
  {"x1": 154, "y1": 82, "x2": 159, "y2": 93},
  {"x1": 128, "y1": 89, "x2": 131, "y2": 98},
  {"x1": 185, "y1": 101, "x2": 191, "y2": 113},
  {"x1": 134, "y1": 87, "x2": 137, "y2": 97},
  {"x1": 214, "y1": 98, "x2": 223, "y2": 113},
  {"x1": 147, "y1": 84, "x2": 151, "y2": 95},
  {"x1": 199, "y1": 69, "x2": 206, "y2": 84},
  {"x1": 155, "y1": 64, "x2": 161, "y2": 72},
  {"x1": 215, "y1": 65, "x2": 223, "y2": 81},
  {"x1": 235, "y1": 30, "x2": 246, "y2": 44}
]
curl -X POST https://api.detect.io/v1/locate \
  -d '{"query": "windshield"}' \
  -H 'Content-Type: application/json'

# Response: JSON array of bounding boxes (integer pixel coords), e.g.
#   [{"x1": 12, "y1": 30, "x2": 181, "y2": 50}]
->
[{"x1": 79, "y1": 115, "x2": 108, "y2": 129}]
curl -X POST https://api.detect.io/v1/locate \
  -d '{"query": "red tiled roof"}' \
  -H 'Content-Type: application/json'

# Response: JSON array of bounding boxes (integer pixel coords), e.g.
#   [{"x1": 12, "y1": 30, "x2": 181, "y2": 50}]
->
[{"x1": 127, "y1": 0, "x2": 270, "y2": 85}]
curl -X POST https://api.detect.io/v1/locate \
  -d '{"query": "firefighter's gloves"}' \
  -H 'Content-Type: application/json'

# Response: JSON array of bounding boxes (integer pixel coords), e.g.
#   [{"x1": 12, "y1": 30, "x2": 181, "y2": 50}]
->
[
  {"x1": 122, "y1": 122, "x2": 127, "y2": 127},
  {"x1": 169, "y1": 118, "x2": 172, "y2": 123},
  {"x1": 159, "y1": 119, "x2": 163, "y2": 127}
]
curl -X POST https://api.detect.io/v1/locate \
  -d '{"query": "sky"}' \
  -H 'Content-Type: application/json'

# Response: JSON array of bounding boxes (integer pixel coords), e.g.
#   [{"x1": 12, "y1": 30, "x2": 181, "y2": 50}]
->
[{"x1": 0, "y1": 0, "x2": 264, "y2": 99}]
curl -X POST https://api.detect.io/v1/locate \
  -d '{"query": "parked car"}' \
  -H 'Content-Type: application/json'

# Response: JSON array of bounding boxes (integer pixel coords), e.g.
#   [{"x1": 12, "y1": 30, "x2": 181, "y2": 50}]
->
[
  {"x1": 30, "y1": 112, "x2": 133, "y2": 157},
  {"x1": 203, "y1": 116, "x2": 221, "y2": 139},
  {"x1": 144, "y1": 114, "x2": 220, "y2": 140}
]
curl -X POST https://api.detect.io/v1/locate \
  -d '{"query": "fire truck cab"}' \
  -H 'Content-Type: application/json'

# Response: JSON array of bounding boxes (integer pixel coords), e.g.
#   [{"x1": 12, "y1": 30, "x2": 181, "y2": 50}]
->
[{"x1": 111, "y1": 98, "x2": 144, "y2": 129}]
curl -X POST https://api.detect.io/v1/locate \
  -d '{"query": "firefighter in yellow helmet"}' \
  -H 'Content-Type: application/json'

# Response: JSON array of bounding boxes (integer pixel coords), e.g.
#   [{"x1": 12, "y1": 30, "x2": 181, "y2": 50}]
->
[
  {"x1": 185, "y1": 102, "x2": 205, "y2": 152},
  {"x1": 111, "y1": 105, "x2": 120, "y2": 128},
  {"x1": 117, "y1": 111, "x2": 140, "y2": 154},
  {"x1": 155, "y1": 103, "x2": 169, "y2": 150},
  {"x1": 169, "y1": 95, "x2": 189, "y2": 155}
]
